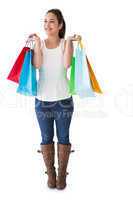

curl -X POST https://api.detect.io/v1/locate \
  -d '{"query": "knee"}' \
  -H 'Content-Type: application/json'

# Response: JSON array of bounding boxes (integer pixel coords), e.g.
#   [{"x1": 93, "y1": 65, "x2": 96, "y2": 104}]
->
[
  {"x1": 41, "y1": 132, "x2": 54, "y2": 145},
  {"x1": 57, "y1": 134, "x2": 70, "y2": 145},
  {"x1": 41, "y1": 138, "x2": 53, "y2": 145}
]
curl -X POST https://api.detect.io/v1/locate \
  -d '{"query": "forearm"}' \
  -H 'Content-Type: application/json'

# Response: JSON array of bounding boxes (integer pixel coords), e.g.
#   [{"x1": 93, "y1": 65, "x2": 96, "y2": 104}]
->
[
  {"x1": 64, "y1": 39, "x2": 73, "y2": 69},
  {"x1": 32, "y1": 45, "x2": 43, "y2": 69}
]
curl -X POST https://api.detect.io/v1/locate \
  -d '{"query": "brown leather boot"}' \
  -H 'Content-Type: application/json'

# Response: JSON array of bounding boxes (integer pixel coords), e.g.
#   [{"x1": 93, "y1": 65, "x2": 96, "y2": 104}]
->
[
  {"x1": 56, "y1": 143, "x2": 71, "y2": 190},
  {"x1": 38, "y1": 143, "x2": 56, "y2": 189}
]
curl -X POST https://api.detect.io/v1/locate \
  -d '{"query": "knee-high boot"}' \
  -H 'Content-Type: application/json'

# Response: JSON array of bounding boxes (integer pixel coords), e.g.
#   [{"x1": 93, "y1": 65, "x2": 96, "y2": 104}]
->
[
  {"x1": 38, "y1": 143, "x2": 56, "y2": 188},
  {"x1": 56, "y1": 143, "x2": 71, "y2": 190}
]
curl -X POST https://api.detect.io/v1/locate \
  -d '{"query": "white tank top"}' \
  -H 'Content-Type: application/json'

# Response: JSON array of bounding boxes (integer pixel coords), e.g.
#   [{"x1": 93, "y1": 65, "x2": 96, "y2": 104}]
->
[{"x1": 36, "y1": 38, "x2": 71, "y2": 101}]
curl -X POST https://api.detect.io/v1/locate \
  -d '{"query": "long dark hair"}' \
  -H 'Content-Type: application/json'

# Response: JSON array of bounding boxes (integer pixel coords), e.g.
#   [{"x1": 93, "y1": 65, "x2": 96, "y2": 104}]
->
[{"x1": 47, "y1": 9, "x2": 66, "y2": 38}]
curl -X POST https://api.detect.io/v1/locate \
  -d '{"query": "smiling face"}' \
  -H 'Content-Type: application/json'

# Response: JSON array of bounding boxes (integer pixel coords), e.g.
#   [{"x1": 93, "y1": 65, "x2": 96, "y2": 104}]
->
[{"x1": 44, "y1": 12, "x2": 62, "y2": 37}]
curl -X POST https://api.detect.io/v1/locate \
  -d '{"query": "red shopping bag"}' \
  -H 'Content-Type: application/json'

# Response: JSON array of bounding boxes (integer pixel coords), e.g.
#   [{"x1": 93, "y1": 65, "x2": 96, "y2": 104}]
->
[{"x1": 7, "y1": 47, "x2": 30, "y2": 83}]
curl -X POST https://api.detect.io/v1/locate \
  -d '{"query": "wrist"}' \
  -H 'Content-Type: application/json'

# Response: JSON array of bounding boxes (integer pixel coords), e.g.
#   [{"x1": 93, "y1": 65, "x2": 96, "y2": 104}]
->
[
  {"x1": 34, "y1": 46, "x2": 42, "y2": 53},
  {"x1": 66, "y1": 38, "x2": 73, "y2": 46},
  {"x1": 34, "y1": 41, "x2": 41, "y2": 49},
  {"x1": 66, "y1": 36, "x2": 73, "y2": 41}
]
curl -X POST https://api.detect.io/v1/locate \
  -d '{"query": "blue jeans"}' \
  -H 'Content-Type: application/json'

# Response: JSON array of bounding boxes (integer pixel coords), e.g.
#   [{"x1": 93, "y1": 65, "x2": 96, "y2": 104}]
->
[{"x1": 35, "y1": 96, "x2": 74, "y2": 145}]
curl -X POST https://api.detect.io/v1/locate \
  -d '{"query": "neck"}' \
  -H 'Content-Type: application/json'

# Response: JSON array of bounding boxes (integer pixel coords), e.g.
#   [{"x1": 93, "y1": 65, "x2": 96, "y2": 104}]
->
[{"x1": 47, "y1": 35, "x2": 61, "y2": 44}]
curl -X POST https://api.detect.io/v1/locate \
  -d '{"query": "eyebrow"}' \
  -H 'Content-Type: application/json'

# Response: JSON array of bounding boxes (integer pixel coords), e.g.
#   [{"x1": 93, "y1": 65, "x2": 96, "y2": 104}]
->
[{"x1": 44, "y1": 19, "x2": 55, "y2": 20}]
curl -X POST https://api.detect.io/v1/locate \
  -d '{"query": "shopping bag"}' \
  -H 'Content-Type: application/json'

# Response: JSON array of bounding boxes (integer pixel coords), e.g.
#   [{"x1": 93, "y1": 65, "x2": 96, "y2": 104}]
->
[
  {"x1": 16, "y1": 49, "x2": 37, "y2": 96},
  {"x1": 74, "y1": 41, "x2": 95, "y2": 98},
  {"x1": 7, "y1": 47, "x2": 30, "y2": 83},
  {"x1": 86, "y1": 56, "x2": 103, "y2": 93},
  {"x1": 68, "y1": 56, "x2": 76, "y2": 95}
]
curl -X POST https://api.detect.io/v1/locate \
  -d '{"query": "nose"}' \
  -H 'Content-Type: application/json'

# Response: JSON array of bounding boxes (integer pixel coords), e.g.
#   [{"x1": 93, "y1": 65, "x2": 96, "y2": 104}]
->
[
  {"x1": 44, "y1": 22, "x2": 51, "y2": 29},
  {"x1": 44, "y1": 21, "x2": 50, "y2": 26}
]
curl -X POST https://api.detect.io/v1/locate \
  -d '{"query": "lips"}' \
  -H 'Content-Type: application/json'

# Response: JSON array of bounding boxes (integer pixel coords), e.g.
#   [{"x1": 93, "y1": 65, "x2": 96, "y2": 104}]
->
[{"x1": 45, "y1": 28, "x2": 52, "y2": 31}]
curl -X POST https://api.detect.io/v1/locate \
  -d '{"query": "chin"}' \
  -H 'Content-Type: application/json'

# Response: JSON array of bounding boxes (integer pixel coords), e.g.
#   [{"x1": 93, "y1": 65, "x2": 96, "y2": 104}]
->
[{"x1": 47, "y1": 33, "x2": 56, "y2": 37}]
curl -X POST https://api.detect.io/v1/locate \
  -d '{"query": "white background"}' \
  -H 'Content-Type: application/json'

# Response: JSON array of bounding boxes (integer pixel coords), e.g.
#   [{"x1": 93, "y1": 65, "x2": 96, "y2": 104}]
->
[{"x1": 0, "y1": 0, "x2": 133, "y2": 199}]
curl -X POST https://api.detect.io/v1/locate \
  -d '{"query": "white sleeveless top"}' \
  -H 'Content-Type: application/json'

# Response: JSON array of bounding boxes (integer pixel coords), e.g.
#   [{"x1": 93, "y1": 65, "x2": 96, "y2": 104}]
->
[{"x1": 36, "y1": 38, "x2": 71, "y2": 101}]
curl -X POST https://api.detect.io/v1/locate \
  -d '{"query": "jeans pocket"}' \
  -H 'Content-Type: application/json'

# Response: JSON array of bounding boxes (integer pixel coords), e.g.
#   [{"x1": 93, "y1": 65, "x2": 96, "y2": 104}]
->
[{"x1": 59, "y1": 96, "x2": 74, "y2": 110}]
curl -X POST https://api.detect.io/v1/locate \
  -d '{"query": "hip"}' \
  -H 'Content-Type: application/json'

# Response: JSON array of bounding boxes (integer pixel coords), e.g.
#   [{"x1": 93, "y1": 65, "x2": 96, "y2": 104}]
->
[{"x1": 35, "y1": 95, "x2": 74, "y2": 112}]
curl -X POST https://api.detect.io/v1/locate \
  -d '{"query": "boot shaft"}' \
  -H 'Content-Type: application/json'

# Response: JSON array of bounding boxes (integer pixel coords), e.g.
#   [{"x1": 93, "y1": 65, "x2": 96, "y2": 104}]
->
[
  {"x1": 39, "y1": 143, "x2": 56, "y2": 188},
  {"x1": 57, "y1": 143, "x2": 71, "y2": 174}
]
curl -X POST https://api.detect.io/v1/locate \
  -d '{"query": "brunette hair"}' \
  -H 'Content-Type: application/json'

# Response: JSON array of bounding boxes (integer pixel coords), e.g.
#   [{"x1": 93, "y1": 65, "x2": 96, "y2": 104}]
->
[{"x1": 47, "y1": 9, "x2": 66, "y2": 38}]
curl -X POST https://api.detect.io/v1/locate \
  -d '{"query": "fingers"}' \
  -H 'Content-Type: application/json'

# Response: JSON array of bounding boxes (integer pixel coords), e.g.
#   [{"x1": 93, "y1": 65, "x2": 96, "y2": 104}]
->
[
  {"x1": 28, "y1": 34, "x2": 40, "y2": 42},
  {"x1": 28, "y1": 33, "x2": 38, "y2": 38},
  {"x1": 73, "y1": 34, "x2": 82, "y2": 41},
  {"x1": 26, "y1": 33, "x2": 40, "y2": 44}
]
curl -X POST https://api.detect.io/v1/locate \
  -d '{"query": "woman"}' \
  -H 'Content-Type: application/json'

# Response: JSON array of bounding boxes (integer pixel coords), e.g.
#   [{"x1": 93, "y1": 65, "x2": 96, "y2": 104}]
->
[{"x1": 29, "y1": 8, "x2": 81, "y2": 190}]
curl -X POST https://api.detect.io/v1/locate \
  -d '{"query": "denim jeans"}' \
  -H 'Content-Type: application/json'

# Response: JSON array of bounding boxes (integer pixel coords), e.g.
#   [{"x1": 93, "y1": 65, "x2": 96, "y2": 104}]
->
[{"x1": 35, "y1": 96, "x2": 74, "y2": 145}]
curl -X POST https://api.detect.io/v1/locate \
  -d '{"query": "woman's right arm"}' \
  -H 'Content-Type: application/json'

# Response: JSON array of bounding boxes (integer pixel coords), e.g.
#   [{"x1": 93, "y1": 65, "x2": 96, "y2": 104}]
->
[{"x1": 29, "y1": 34, "x2": 43, "y2": 69}]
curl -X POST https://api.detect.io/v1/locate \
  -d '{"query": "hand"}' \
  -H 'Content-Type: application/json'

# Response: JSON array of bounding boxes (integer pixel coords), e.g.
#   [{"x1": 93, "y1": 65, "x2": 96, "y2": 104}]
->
[
  {"x1": 27, "y1": 33, "x2": 41, "y2": 48},
  {"x1": 67, "y1": 34, "x2": 82, "y2": 42}
]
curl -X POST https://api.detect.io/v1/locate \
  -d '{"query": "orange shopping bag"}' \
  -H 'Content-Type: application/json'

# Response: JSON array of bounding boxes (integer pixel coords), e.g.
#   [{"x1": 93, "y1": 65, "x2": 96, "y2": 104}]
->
[{"x1": 86, "y1": 56, "x2": 103, "y2": 94}]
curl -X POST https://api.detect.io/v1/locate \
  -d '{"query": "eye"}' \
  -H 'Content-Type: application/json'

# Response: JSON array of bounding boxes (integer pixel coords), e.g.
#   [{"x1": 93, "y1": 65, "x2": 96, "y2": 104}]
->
[{"x1": 50, "y1": 20, "x2": 55, "y2": 23}]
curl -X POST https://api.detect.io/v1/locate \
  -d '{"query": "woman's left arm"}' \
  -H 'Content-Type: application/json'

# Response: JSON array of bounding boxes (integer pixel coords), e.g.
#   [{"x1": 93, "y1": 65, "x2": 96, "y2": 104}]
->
[
  {"x1": 63, "y1": 35, "x2": 82, "y2": 69},
  {"x1": 63, "y1": 38, "x2": 74, "y2": 69}
]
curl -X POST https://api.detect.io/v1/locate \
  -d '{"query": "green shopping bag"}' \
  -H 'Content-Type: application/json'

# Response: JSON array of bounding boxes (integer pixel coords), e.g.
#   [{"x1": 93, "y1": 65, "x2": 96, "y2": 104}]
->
[{"x1": 68, "y1": 56, "x2": 76, "y2": 95}]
